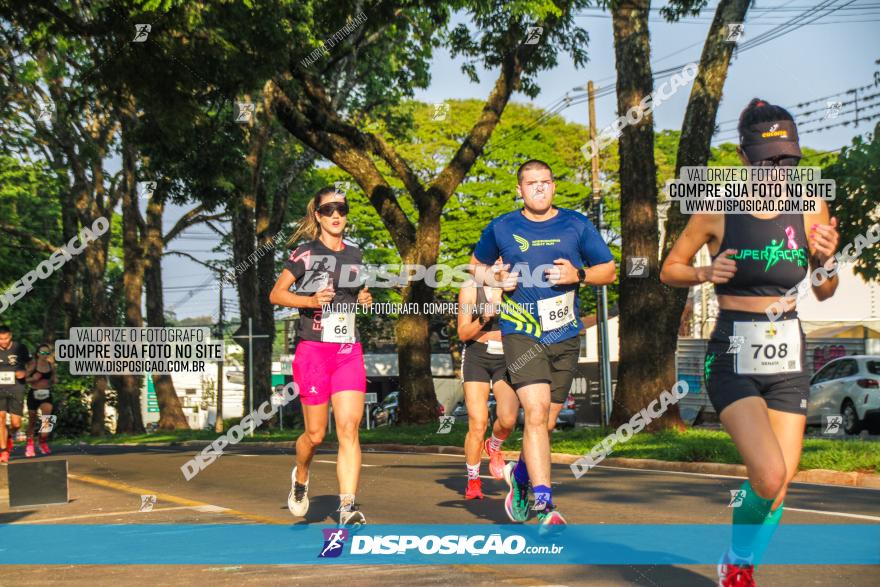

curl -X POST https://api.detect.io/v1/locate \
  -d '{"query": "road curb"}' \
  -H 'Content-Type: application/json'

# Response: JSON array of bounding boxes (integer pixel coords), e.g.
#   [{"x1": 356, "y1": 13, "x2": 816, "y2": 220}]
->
[{"x1": 66, "y1": 440, "x2": 880, "y2": 489}]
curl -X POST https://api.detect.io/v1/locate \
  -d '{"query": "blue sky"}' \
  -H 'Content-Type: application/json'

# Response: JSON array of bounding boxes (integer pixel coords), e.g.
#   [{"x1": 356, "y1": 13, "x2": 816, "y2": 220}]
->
[{"x1": 167, "y1": 3, "x2": 880, "y2": 320}]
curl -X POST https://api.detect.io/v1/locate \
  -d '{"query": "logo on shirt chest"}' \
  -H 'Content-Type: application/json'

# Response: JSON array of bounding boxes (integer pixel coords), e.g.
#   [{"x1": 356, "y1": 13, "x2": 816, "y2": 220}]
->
[
  {"x1": 511, "y1": 233, "x2": 561, "y2": 253},
  {"x1": 731, "y1": 229, "x2": 807, "y2": 272}
]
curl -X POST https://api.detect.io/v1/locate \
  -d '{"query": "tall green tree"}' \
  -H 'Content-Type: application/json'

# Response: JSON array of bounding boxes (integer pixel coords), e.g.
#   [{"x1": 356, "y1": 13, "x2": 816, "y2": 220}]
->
[
  {"x1": 269, "y1": 0, "x2": 591, "y2": 422},
  {"x1": 824, "y1": 122, "x2": 880, "y2": 281},
  {"x1": 607, "y1": 0, "x2": 751, "y2": 429},
  {"x1": 322, "y1": 99, "x2": 625, "y2": 313}
]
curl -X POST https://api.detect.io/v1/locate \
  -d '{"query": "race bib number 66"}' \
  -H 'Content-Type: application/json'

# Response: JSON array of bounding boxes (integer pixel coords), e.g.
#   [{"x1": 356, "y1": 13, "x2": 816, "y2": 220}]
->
[
  {"x1": 321, "y1": 312, "x2": 355, "y2": 344},
  {"x1": 734, "y1": 319, "x2": 802, "y2": 375}
]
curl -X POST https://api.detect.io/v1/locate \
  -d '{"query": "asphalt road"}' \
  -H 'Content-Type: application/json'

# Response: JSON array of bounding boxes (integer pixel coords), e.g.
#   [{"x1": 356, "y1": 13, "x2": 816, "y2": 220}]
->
[{"x1": 0, "y1": 444, "x2": 877, "y2": 586}]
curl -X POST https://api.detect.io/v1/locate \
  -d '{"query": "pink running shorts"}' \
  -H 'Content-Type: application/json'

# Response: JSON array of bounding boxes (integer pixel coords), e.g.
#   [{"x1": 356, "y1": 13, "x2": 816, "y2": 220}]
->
[{"x1": 292, "y1": 341, "x2": 367, "y2": 406}]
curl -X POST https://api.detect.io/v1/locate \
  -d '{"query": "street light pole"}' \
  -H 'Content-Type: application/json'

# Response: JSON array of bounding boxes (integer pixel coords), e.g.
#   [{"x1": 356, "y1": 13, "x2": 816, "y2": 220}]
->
[
  {"x1": 588, "y1": 80, "x2": 613, "y2": 426},
  {"x1": 215, "y1": 270, "x2": 225, "y2": 433}
]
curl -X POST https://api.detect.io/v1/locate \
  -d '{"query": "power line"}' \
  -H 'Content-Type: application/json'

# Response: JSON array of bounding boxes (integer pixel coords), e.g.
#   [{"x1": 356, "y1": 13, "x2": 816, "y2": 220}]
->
[
  {"x1": 800, "y1": 110, "x2": 880, "y2": 133},
  {"x1": 712, "y1": 90, "x2": 880, "y2": 142},
  {"x1": 712, "y1": 82, "x2": 880, "y2": 134},
  {"x1": 575, "y1": 2, "x2": 880, "y2": 12},
  {"x1": 735, "y1": 0, "x2": 856, "y2": 53}
]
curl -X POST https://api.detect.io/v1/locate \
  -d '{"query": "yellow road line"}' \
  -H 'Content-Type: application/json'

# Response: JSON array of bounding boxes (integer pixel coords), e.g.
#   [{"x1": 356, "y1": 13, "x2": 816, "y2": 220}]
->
[{"x1": 68, "y1": 473, "x2": 286, "y2": 525}]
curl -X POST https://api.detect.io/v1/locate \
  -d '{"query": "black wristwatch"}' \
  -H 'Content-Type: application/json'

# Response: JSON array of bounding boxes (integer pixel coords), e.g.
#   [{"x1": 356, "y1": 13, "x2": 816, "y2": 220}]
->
[
  {"x1": 478, "y1": 315, "x2": 488, "y2": 325},
  {"x1": 577, "y1": 267, "x2": 586, "y2": 284}
]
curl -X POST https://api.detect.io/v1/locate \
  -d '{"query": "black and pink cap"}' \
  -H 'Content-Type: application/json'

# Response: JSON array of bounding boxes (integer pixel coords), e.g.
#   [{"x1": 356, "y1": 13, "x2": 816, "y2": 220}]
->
[{"x1": 739, "y1": 115, "x2": 802, "y2": 163}]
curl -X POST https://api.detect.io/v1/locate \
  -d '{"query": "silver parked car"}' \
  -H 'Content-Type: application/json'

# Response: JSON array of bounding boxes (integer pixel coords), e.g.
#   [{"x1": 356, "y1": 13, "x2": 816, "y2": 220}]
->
[{"x1": 807, "y1": 355, "x2": 880, "y2": 435}]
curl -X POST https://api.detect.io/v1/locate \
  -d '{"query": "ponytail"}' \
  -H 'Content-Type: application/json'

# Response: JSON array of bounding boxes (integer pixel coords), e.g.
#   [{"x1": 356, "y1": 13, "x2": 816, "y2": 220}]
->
[{"x1": 737, "y1": 98, "x2": 795, "y2": 137}]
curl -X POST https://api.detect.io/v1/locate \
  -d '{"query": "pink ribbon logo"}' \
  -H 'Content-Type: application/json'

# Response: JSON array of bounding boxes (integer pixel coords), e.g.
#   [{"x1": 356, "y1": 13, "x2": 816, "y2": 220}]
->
[{"x1": 784, "y1": 226, "x2": 798, "y2": 249}]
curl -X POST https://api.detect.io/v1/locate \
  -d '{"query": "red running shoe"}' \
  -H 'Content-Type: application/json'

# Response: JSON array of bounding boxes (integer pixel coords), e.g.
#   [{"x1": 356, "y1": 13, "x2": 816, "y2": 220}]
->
[
  {"x1": 465, "y1": 478, "x2": 484, "y2": 500},
  {"x1": 25, "y1": 439, "x2": 35, "y2": 458},
  {"x1": 39, "y1": 440, "x2": 51, "y2": 455},
  {"x1": 484, "y1": 438, "x2": 505, "y2": 480},
  {"x1": 718, "y1": 553, "x2": 756, "y2": 587},
  {"x1": 0, "y1": 451, "x2": 8, "y2": 464}
]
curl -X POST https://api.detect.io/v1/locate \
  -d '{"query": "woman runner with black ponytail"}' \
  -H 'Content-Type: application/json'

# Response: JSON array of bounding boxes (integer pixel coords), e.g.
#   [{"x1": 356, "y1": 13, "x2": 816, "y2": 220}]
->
[{"x1": 661, "y1": 99, "x2": 841, "y2": 586}]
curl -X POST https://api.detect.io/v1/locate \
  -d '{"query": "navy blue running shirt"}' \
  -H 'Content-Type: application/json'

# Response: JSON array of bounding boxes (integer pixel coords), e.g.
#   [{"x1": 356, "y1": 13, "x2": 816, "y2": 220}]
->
[{"x1": 474, "y1": 207, "x2": 613, "y2": 344}]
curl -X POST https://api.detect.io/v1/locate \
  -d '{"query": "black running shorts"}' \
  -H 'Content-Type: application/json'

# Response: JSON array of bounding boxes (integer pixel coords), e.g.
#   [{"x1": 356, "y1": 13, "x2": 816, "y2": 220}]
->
[
  {"x1": 27, "y1": 388, "x2": 54, "y2": 411},
  {"x1": 705, "y1": 309, "x2": 810, "y2": 416},
  {"x1": 0, "y1": 390, "x2": 25, "y2": 416},
  {"x1": 503, "y1": 333, "x2": 579, "y2": 404},
  {"x1": 462, "y1": 341, "x2": 507, "y2": 384}
]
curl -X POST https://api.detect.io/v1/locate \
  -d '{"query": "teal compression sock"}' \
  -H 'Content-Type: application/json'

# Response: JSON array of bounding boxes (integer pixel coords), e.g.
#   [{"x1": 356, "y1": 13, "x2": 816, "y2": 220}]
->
[
  {"x1": 731, "y1": 480, "x2": 775, "y2": 560},
  {"x1": 753, "y1": 503, "x2": 784, "y2": 566}
]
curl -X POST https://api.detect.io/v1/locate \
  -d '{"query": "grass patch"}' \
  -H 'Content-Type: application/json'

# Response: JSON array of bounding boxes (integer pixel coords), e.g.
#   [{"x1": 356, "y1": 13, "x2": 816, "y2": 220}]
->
[{"x1": 58, "y1": 424, "x2": 880, "y2": 474}]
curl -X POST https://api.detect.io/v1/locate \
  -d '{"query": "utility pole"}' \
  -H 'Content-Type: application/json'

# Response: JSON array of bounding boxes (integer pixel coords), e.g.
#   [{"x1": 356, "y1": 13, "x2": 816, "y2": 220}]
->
[
  {"x1": 588, "y1": 80, "x2": 613, "y2": 427},
  {"x1": 854, "y1": 88, "x2": 860, "y2": 126},
  {"x1": 215, "y1": 271, "x2": 225, "y2": 433}
]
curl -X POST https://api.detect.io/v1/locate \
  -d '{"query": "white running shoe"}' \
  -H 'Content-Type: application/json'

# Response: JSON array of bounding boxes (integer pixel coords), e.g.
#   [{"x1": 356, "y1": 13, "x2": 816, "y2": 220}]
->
[{"x1": 287, "y1": 465, "x2": 309, "y2": 517}]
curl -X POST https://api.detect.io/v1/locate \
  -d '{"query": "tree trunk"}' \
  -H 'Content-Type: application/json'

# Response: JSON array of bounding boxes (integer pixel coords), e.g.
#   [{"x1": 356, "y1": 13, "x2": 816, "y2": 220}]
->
[
  {"x1": 610, "y1": 0, "x2": 684, "y2": 430},
  {"x1": 144, "y1": 197, "x2": 190, "y2": 429},
  {"x1": 671, "y1": 0, "x2": 751, "y2": 186},
  {"x1": 43, "y1": 198, "x2": 80, "y2": 344},
  {"x1": 254, "y1": 248, "x2": 276, "y2": 418},
  {"x1": 232, "y1": 115, "x2": 274, "y2": 421},
  {"x1": 266, "y1": 28, "x2": 534, "y2": 422},
  {"x1": 397, "y1": 211, "x2": 442, "y2": 422},
  {"x1": 82, "y1": 233, "x2": 110, "y2": 435},
  {"x1": 116, "y1": 111, "x2": 145, "y2": 433},
  {"x1": 610, "y1": 0, "x2": 752, "y2": 428},
  {"x1": 658, "y1": 0, "x2": 752, "y2": 340},
  {"x1": 75, "y1": 181, "x2": 113, "y2": 436},
  {"x1": 42, "y1": 77, "x2": 114, "y2": 435},
  {"x1": 231, "y1": 193, "x2": 260, "y2": 417}
]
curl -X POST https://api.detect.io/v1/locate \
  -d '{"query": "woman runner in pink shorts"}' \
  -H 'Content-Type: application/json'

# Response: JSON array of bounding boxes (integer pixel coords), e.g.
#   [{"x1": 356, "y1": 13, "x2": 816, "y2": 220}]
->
[{"x1": 269, "y1": 186, "x2": 372, "y2": 526}]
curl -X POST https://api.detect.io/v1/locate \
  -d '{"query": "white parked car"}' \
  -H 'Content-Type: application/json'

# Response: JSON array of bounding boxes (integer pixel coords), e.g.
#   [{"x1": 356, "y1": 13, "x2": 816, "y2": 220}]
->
[{"x1": 807, "y1": 355, "x2": 880, "y2": 435}]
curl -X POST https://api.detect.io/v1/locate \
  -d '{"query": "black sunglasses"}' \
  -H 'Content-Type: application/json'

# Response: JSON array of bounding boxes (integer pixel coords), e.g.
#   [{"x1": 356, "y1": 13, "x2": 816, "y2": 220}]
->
[
  {"x1": 317, "y1": 201, "x2": 349, "y2": 217},
  {"x1": 755, "y1": 156, "x2": 800, "y2": 167}
]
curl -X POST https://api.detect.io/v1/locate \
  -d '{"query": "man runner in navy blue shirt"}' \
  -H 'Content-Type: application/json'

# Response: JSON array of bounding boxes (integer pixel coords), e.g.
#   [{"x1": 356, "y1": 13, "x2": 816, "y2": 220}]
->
[{"x1": 471, "y1": 159, "x2": 616, "y2": 527}]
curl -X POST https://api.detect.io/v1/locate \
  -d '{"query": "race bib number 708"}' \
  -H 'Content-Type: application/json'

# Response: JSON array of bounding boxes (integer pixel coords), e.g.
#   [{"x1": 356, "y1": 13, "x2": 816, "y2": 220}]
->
[{"x1": 734, "y1": 319, "x2": 802, "y2": 375}]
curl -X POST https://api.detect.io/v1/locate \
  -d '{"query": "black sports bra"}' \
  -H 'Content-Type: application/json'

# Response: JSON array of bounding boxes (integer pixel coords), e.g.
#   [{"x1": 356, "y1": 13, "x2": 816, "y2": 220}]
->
[{"x1": 712, "y1": 213, "x2": 809, "y2": 297}]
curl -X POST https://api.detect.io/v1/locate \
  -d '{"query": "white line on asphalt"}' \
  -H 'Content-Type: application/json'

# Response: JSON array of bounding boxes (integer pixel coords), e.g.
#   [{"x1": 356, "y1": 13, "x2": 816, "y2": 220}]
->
[
  {"x1": 592, "y1": 463, "x2": 877, "y2": 491},
  {"x1": 785, "y1": 507, "x2": 880, "y2": 522},
  {"x1": 12, "y1": 504, "x2": 229, "y2": 524},
  {"x1": 314, "y1": 460, "x2": 378, "y2": 467},
  {"x1": 593, "y1": 464, "x2": 880, "y2": 494},
  {"x1": 591, "y1": 465, "x2": 880, "y2": 521},
  {"x1": 594, "y1": 464, "x2": 747, "y2": 481}
]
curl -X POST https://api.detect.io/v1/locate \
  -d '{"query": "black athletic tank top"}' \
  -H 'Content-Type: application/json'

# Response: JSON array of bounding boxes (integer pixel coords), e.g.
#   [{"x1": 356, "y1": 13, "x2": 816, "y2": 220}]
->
[
  {"x1": 713, "y1": 213, "x2": 809, "y2": 297},
  {"x1": 470, "y1": 287, "x2": 500, "y2": 334}
]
